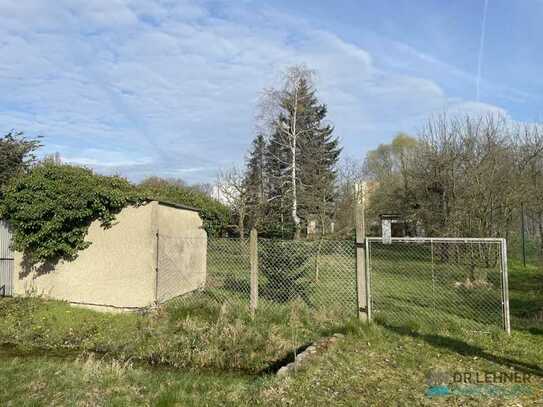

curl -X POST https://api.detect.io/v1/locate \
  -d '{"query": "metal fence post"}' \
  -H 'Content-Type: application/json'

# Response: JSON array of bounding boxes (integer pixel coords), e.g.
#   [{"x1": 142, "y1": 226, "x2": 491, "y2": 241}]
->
[
  {"x1": 355, "y1": 183, "x2": 369, "y2": 322},
  {"x1": 250, "y1": 228, "x2": 258, "y2": 318},
  {"x1": 500, "y1": 238, "x2": 511, "y2": 334}
]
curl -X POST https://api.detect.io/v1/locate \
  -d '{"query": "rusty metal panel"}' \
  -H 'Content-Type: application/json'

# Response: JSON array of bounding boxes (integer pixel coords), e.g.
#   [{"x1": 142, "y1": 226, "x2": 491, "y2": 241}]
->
[{"x1": 0, "y1": 220, "x2": 14, "y2": 296}]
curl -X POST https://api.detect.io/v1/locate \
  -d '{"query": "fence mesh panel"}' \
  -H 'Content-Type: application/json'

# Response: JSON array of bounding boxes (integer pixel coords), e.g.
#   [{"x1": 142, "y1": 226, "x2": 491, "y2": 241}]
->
[
  {"x1": 156, "y1": 235, "x2": 208, "y2": 303},
  {"x1": 157, "y1": 235, "x2": 508, "y2": 333},
  {"x1": 367, "y1": 238, "x2": 506, "y2": 333},
  {"x1": 206, "y1": 237, "x2": 251, "y2": 305},
  {"x1": 158, "y1": 236, "x2": 356, "y2": 322},
  {"x1": 257, "y1": 238, "x2": 357, "y2": 320},
  {"x1": 157, "y1": 236, "x2": 250, "y2": 306}
]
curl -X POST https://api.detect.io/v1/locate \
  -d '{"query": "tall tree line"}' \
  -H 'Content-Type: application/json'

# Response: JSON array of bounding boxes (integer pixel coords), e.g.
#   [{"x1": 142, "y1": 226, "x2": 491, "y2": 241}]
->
[{"x1": 363, "y1": 114, "x2": 543, "y2": 252}]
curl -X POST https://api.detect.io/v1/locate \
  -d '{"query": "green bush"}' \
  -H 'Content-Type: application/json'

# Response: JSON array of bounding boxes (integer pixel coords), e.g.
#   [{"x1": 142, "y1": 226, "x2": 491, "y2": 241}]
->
[
  {"x1": 0, "y1": 163, "x2": 144, "y2": 265},
  {"x1": 259, "y1": 240, "x2": 312, "y2": 303},
  {"x1": 139, "y1": 177, "x2": 229, "y2": 236},
  {"x1": 0, "y1": 165, "x2": 229, "y2": 264}
]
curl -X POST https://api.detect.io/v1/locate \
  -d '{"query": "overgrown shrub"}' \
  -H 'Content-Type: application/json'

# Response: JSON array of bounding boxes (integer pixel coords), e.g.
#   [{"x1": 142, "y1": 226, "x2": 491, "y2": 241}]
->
[
  {"x1": 0, "y1": 297, "x2": 319, "y2": 373},
  {"x1": 0, "y1": 163, "x2": 144, "y2": 265},
  {"x1": 139, "y1": 177, "x2": 230, "y2": 236}
]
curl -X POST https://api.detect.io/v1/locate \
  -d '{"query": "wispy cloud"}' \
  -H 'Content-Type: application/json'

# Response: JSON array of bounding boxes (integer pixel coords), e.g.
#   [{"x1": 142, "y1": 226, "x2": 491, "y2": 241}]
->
[{"x1": 0, "y1": 0, "x2": 520, "y2": 182}]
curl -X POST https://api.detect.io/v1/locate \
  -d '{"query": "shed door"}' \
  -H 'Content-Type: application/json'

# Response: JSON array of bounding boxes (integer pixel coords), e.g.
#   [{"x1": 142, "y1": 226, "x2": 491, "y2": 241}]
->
[{"x1": 0, "y1": 221, "x2": 13, "y2": 296}]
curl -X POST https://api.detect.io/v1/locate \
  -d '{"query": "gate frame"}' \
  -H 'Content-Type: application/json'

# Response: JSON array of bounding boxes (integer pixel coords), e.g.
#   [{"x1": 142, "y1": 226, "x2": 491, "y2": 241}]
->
[{"x1": 365, "y1": 236, "x2": 511, "y2": 334}]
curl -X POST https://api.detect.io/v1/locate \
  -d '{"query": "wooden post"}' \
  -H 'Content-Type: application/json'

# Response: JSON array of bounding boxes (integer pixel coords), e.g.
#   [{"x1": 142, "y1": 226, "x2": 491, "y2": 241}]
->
[
  {"x1": 355, "y1": 183, "x2": 369, "y2": 322},
  {"x1": 250, "y1": 228, "x2": 258, "y2": 318}
]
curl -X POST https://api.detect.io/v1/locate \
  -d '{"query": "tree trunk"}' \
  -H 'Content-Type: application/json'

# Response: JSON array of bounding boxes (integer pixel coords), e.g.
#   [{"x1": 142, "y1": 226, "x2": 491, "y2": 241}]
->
[
  {"x1": 292, "y1": 141, "x2": 301, "y2": 239},
  {"x1": 291, "y1": 89, "x2": 301, "y2": 240},
  {"x1": 239, "y1": 208, "x2": 245, "y2": 240}
]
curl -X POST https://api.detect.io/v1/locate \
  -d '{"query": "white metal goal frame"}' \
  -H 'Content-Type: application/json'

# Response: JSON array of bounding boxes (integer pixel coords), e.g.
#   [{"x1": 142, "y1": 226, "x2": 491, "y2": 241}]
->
[{"x1": 365, "y1": 237, "x2": 511, "y2": 334}]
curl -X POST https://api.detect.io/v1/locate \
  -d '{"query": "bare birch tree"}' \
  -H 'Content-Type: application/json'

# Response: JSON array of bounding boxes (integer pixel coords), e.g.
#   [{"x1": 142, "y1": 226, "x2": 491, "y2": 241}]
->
[{"x1": 258, "y1": 65, "x2": 315, "y2": 239}]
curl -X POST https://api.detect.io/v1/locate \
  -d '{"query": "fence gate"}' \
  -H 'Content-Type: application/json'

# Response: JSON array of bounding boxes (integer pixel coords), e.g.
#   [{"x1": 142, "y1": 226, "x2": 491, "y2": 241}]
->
[
  {"x1": 0, "y1": 220, "x2": 14, "y2": 297},
  {"x1": 366, "y1": 237, "x2": 510, "y2": 333}
]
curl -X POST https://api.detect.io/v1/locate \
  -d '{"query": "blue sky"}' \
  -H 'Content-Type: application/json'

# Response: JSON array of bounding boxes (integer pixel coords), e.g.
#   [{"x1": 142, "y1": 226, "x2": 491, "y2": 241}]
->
[{"x1": 1, "y1": 0, "x2": 541, "y2": 182}]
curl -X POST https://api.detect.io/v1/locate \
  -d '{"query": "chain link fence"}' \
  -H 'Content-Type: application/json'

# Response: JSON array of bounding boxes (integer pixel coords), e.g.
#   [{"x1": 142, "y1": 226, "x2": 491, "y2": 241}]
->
[
  {"x1": 156, "y1": 234, "x2": 207, "y2": 303},
  {"x1": 367, "y1": 237, "x2": 509, "y2": 333},
  {"x1": 156, "y1": 234, "x2": 510, "y2": 333},
  {"x1": 257, "y1": 238, "x2": 357, "y2": 320},
  {"x1": 507, "y1": 232, "x2": 542, "y2": 264},
  {"x1": 206, "y1": 237, "x2": 251, "y2": 306},
  {"x1": 158, "y1": 236, "x2": 357, "y2": 323}
]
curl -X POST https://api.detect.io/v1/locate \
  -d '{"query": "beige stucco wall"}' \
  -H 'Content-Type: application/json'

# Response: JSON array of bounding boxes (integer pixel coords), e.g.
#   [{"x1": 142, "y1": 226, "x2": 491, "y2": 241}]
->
[
  {"x1": 155, "y1": 203, "x2": 207, "y2": 302},
  {"x1": 12, "y1": 201, "x2": 207, "y2": 311}
]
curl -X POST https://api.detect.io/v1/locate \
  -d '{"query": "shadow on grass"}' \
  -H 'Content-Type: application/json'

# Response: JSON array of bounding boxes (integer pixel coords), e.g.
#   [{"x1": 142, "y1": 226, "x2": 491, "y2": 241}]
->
[
  {"x1": 383, "y1": 323, "x2": 543, "y2": 378},
  {"x1": 510, "y1": 296, "x2": 543, "y2": 323}
]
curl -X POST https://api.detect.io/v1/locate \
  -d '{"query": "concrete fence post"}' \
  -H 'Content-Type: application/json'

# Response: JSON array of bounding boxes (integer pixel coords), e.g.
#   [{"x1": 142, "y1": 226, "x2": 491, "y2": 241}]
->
[
  {"x1": 355, "y1": 183, "x2": 369, "y2": 322},
  {"x1": 249, "y1": 228, "x2": 258, "y2": 318}
]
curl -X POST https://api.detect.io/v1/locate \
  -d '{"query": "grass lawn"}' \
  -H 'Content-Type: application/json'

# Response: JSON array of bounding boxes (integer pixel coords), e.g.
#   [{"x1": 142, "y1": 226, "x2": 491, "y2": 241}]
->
[
  {"x1": 0, "y1": 295, "x2": 347, "y2": 374},
  {"x1": 0, "y1": 348, "x2": 259, "y2": 406},
  {"x1": 1, "y1": 319, "x2": 542, "y2": 406},
  {"x1": 0, "y1": 254, "x2": 542, "y2": 405}
]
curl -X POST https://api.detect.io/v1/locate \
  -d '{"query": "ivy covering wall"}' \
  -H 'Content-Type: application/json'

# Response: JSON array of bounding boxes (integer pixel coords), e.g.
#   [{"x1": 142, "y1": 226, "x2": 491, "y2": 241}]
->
[
  {"x1": 0, "y1": 164, "x2": 144, "y2": 264},
  {"x1": 0, "y1": 164, "x2": 230, "y2": 265}
]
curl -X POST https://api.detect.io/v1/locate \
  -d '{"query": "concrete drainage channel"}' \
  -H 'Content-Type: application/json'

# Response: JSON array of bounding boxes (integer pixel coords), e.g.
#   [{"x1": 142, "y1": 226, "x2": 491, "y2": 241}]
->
[{"x1": 276, "y1": 333, "x2": 345, "y2": 377}]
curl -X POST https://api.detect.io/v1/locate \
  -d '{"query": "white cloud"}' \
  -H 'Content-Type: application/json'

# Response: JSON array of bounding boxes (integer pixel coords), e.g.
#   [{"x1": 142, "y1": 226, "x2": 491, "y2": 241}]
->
[
  {"x1": 63, "y1": 150, "x2": 153, "y2": 168},
  {"x1": 0, "y1": 0, "x2": 512, "y2": 182},
  {"x1": 445, "y1": 101, "x2": 509, "y2": 119}
]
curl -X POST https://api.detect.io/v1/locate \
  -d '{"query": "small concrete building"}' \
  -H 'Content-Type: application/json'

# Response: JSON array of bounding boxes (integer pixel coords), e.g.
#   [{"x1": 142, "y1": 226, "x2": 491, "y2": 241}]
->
[{"x1": 6, "y1": 201, "x2": 207, "y2": 311}]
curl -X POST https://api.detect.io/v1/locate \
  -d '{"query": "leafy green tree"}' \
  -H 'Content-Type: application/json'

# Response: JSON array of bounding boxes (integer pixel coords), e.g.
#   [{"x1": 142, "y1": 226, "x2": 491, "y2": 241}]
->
[
  {"x1": 244, "y1": 134, "x2": 267, "y2": 231},
  {"x1": 297, "y1": 102, "x2": 341, "y2": 236},
  {"x1": 259, "y1": 240, "x2": 312, "y2": 303},
  {"x1": 0, "y1": 131, "x2": 41, "y2": 192},
  {"x1": 363, "y1": 133, "x2": 419, "y2": 232},
  {"x1": 262, "y1": 128, "x2": 291, "y2": 238}
]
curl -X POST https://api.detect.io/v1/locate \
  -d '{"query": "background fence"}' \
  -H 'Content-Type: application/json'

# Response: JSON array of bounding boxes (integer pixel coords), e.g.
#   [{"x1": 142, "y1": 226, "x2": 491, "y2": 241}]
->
[{"x1": 367, "y1": 237, "x2": 509, "y2": 333}]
